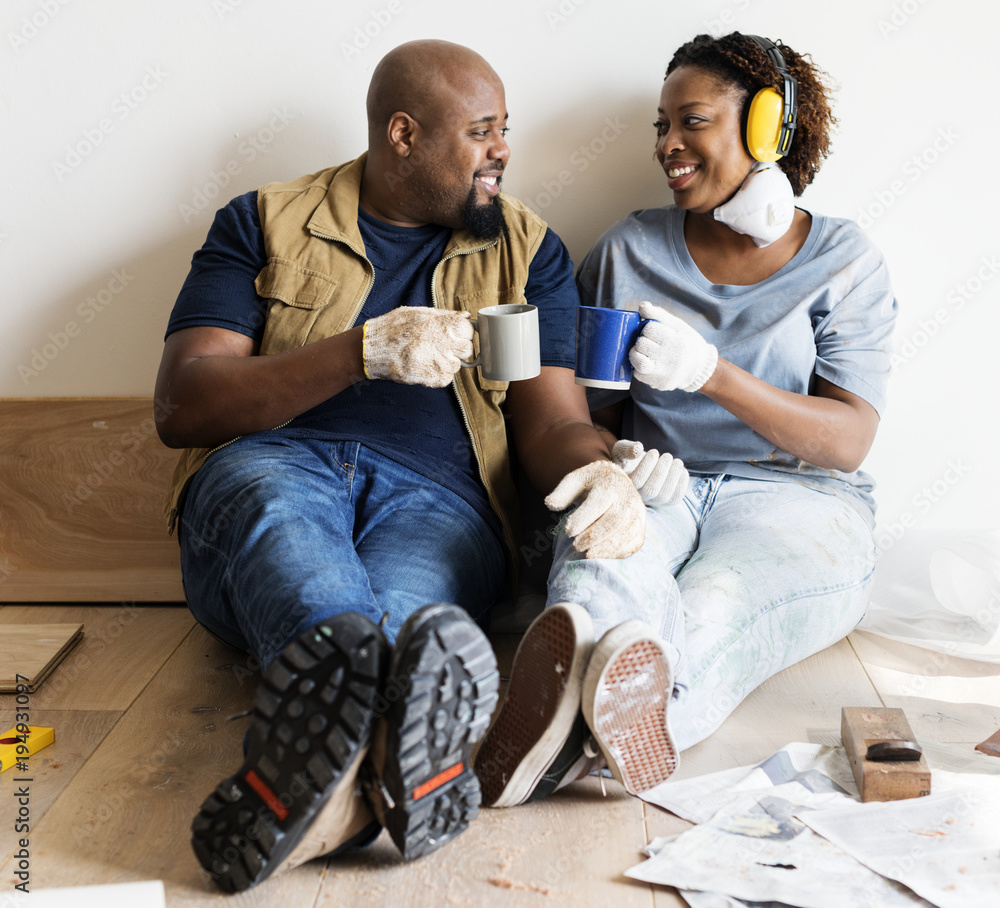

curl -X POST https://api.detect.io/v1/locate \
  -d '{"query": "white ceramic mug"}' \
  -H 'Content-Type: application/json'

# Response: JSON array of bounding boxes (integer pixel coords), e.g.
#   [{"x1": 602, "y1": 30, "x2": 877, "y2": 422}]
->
[{"x1": 462, "y1": 304, "x2": 540, "y2": 382}]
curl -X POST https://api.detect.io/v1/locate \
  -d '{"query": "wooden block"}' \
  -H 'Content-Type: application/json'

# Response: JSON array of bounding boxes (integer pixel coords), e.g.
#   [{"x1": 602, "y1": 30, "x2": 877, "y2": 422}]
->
[
  {"x1": 976, "y1": 728, "x2": 1000, "y2": 758},
  {"x1": 849, "y1": 631, "x2": 1000, "y2": 746},
  {"x1": 0, "y1": 398, "x2": 183, "y2": 602},
  {"x1": 841, "y1": 706, "x2": 931, "y2": 802},
  {"x1": 0, "y1": 622, "x2": 84, "y2": 691}
]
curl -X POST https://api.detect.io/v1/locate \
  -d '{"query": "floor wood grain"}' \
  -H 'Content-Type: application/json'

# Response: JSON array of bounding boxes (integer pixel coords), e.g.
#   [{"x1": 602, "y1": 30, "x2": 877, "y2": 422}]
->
[
  {"x1": 1, "y1": 606, "x2": 995, "y2": 906},
  {"x1": 1, "y1": 605, "x2": 195, "y2": 711}
]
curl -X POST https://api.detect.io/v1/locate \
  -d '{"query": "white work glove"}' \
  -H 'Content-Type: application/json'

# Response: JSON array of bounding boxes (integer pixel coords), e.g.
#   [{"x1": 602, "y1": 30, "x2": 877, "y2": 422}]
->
[
  {"x1": 630, "y1": 300, "x2": 718, "y2": 392},
  {"x1": 612, "y1": 440, "x2": 688, "y2": 507},
  {"x1": 363, "y1": 307, "x2": 474, "y2": 388},
  {"x1": 544, "y1": 460, "x2": 645, "y2": 560}
]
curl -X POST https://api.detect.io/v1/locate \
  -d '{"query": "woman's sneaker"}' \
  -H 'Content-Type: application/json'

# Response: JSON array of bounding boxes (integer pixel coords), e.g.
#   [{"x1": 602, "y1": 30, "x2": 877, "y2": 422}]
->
[
  {"x1": 191, "y1": 613, "x2": 389, "y2": 892},
  {"x1": 474, "y1": 602, "x2": 595, "y2": 807},
  {"x1": 581, "y1": 620, "x2": 678, "y2": 795},
  {"x1": 362, "y1": 603, "x2": 499, "y2": 859}
]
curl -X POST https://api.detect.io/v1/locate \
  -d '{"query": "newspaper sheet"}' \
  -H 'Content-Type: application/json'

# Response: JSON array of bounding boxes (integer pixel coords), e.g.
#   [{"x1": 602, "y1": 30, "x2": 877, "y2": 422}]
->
[
  {"x1": 629, "y1": 741, "x2": 1000, "y2": 908},
  {"x1": 628, "y1": 790, "x2": 932, "y2": 906},
  {"x1": 799, "y1": 783, "x2": 1000, "y2": 908}
]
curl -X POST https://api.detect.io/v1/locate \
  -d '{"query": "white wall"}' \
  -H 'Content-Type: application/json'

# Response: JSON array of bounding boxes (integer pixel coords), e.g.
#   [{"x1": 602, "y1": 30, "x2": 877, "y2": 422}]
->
[{"x1": 4, "y1": 0, "x2": 998, "y2": 545}]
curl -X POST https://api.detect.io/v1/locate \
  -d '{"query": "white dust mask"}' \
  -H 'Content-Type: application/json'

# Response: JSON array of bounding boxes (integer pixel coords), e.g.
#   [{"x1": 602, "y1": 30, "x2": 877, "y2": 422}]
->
[{"x1": 713, "y1": 162, "x2": 795, "y2": 248}]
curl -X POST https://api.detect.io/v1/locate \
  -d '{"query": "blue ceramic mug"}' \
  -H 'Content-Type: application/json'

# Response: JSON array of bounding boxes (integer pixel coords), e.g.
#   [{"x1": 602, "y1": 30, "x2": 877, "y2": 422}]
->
[{"x1": 574, "y1": 306, "x2": 649, "y2": 389}]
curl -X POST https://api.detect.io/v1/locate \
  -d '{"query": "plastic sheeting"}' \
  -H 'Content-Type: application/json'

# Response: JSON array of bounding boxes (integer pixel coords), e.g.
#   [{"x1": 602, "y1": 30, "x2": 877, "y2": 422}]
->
[{"x1": 859, "y1": 528, "x2": 1000, "y2": 663}]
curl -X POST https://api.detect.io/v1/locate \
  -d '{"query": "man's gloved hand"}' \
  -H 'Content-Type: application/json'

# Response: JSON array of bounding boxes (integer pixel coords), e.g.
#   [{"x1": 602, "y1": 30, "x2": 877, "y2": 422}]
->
[
  {"x1": 363, "y1": 307, "x2": 474, "y2": 388},
  {"x1": 630, "y1": 300, "x2": 718, "y2": 392},
  {"x1": 544, "y1": 460, "x2": 645, "y2": 559},
  {"x1": 612, "y1": 439, "x2": 689, "y2": 507}
]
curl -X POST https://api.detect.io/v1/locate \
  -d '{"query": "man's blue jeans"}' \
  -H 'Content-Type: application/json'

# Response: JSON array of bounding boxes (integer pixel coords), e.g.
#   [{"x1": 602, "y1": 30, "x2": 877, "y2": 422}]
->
[
  {"x1": 178, "y1": 433, "x2": 507, "y2": 667},
  {"x1": 547, "y1": 474, "x2": 876, "y2": 752}
]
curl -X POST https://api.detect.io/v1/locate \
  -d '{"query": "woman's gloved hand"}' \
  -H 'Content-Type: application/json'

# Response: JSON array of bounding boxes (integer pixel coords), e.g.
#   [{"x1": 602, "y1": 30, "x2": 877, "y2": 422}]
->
[
  {"x1": 630, "y1": 300, "x2": 718, "y2": 392},
  {"x1": 363, "y1": 307, "x2": 474, "y2": 388},
  {"x1": 544, "y1": 460, "x2": 646, "y2": 559},
  {"x1": 612, "y1": 439, "x2": 689, "y2": 506}
]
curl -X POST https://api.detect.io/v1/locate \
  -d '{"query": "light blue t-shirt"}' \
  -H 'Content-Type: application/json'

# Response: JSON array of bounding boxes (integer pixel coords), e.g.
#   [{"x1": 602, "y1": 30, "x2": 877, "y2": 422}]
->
[{"x1": 577, "y1": 205, "x2": 898, "y2": 517}]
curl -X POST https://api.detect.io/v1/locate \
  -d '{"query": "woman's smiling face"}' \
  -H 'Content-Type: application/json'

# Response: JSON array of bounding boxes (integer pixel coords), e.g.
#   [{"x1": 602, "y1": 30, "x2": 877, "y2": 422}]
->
[{"x1": 654, "y1": 65, "x2": 758, "y2": 214}]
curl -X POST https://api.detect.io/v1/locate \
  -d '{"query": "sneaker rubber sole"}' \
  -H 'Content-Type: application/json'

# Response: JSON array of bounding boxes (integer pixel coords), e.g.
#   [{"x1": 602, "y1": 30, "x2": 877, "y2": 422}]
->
[
  {"x1": 474, "y1": 602, "x2": 594, "y2": 808},
  {"x1": 582, "y1": 620, "x2": 678, "y2": 795},
  {"x1": 367, "y1": 603, "x2": 499, "y2": 860},
  {"x1": 191, "y1": 613, "x2": 388, "y2": 892}
]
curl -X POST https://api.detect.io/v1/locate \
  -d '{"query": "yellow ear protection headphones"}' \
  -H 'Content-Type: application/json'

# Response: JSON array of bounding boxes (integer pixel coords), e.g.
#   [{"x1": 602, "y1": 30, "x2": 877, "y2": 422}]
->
[{"x1": 744, "y1": 35, "x2": 798, "y2": 162}]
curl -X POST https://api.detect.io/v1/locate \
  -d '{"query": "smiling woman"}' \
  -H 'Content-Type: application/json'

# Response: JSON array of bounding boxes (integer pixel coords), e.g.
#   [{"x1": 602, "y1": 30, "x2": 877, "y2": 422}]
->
[
  {"x1": 475, "y1": 31, "x2": 901, "y2": 810},
  {"x1": 570, "y1": 28, "x2": 899, "y2": 755}
]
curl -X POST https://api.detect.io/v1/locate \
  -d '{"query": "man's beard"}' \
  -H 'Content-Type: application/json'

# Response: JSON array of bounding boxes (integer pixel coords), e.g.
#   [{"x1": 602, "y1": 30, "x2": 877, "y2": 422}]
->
[{"x1": 461, "y1": 186, "x2": 506, "y2": 241}]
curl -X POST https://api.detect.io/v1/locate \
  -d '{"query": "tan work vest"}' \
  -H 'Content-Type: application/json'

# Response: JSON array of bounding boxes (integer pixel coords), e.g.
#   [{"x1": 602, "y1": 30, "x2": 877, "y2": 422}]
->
[{"x1": 164, "y1": 153, "x2": 549, "y2": 568}]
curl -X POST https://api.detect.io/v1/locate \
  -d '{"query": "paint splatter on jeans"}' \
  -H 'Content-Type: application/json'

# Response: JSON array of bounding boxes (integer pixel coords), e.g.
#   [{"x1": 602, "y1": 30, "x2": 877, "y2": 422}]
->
[{"x1": 547, "y1": 474, "x2": 875, "y2": 751}]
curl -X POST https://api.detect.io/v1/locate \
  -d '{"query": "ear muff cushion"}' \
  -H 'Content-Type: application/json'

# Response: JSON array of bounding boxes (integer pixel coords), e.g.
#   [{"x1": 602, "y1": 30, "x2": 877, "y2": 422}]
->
[{"x1": 745, "y1": 86, "x2": 784, "y2": 162}]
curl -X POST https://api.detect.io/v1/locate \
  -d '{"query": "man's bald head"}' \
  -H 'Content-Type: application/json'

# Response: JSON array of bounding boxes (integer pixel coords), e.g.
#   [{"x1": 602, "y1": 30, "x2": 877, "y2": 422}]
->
[
  {"x1": 360, "y1": 40, "x2": 510, "y2": 238},
  {"x1": 366, "y1": 40, "x2": 501, "y2": 143}
]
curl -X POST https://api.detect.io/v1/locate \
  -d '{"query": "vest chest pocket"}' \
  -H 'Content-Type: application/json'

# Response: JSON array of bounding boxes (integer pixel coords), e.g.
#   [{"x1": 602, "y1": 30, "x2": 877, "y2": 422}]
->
[
  {"x1": 255, "y1": 257, "x2": 340, "y2": 307},
  {"x1": 255, "y1": 258, "x2": 346, "y2": 354}
]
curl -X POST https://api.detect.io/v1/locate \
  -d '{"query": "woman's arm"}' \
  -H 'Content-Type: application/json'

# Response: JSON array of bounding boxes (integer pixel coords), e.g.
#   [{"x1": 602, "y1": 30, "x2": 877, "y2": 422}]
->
[
  {"x1": 630, "y1": 300, "x2": 883, "y2": 474},
  {"x1": 700, "y1": 364, "x2": 879, "y2": 473}
]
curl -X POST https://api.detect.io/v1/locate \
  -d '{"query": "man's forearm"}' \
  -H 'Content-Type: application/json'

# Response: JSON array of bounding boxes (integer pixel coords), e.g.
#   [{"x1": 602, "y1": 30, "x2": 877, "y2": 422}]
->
[
  {"x1": 517, "y1": 418, "x2": 612, "y2": 497},
  {"x1": 156, "y1": 327, "x2": 367, "y2": 449}
]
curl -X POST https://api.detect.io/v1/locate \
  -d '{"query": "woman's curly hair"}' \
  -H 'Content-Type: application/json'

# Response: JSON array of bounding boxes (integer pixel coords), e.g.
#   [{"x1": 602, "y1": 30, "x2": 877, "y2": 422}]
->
[{"x1": 666, "y1": 33, "x2": 837, "y2": 196}]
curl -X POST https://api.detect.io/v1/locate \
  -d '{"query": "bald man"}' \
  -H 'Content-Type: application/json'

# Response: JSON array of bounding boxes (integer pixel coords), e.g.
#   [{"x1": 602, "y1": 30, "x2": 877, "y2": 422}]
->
[{"x1": 157, "y1": 41, "x2": 648, "y2": 891}]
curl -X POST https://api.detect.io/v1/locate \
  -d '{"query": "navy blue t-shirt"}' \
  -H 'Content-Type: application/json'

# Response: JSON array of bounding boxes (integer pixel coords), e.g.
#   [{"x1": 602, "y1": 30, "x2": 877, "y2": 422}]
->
[{"x1": 167, "y1": 191, "x2": 578, "y2": 529}]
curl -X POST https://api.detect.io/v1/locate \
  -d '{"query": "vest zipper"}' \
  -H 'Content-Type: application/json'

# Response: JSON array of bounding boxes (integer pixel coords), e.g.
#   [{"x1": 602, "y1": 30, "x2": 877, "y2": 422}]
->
[
  {"x1": 430, "y1": 242, "x2": 520, "y2": 576},
  {"x1": 311, "y1": 231, "x2": 508, "y2": 562},
  {"x1": 307, "y1": 230, "x2": 375, "y2": 329},
  {"x1": 168, "y1": 433, "x2": 248, "y2": 535}
]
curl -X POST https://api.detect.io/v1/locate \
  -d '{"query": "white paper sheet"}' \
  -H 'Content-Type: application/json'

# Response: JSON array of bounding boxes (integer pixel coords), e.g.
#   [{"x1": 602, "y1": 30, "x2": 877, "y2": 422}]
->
[
  {"x1": 640, "y1": 743, "x2": 859, "y2": 825},
  {"x1": 799, "y1": 784, "x2": 1000, "y2": 908},
  {"x1": 0, "y1": 880, "x2": 165, "y2": 908},
  {"x1": 632, "y1": 741, "x2": 1000, "y2": 908},
  {"x1": 628, "y1": 793, "x2": 933, "y2": 907},
  {"x1": 679, "y1": 891, "x2": 792, "y2": 908}
]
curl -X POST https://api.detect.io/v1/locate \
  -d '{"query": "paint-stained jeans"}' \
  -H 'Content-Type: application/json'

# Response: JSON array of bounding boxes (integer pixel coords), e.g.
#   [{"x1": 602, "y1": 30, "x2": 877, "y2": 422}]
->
[
  {"x1": 178, "y1": 434, "x2": 507, "y2": 668},
  {"x1": 547, "y1": 474, "x2": 876, "y2": 751}
]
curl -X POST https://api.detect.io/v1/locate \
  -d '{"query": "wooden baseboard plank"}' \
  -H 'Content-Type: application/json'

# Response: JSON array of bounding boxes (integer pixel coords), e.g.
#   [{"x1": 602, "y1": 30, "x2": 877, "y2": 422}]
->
[{"x1": 0, "y1": 398, "x2": 183, "y2": 602}]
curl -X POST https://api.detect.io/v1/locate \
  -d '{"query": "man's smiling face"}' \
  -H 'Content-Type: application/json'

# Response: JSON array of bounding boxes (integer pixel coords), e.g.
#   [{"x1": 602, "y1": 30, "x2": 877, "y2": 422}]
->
[{"x1": 404, "y1": 71, "x2": 511, "y2": 238}]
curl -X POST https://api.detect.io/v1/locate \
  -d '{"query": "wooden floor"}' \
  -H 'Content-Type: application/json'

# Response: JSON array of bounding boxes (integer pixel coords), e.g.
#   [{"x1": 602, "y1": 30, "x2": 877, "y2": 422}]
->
[{"x1": 2, "y1": 603, "x2": 999, "y2": 906}]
